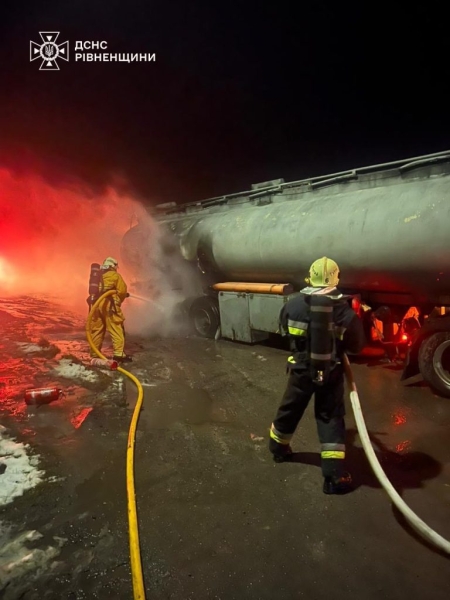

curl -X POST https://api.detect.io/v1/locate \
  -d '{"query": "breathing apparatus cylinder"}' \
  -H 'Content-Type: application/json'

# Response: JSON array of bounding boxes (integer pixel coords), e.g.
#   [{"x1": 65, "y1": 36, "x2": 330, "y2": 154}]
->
[
  {"x1": 309, "y1": 294, "x2": 335, "y2": 384},
  {"x1": 87, "y1": 263, "x2": 102, "y2": 308}
]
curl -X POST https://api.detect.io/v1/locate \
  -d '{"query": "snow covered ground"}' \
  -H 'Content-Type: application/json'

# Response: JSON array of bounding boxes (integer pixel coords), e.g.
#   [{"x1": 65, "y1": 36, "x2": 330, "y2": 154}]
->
[
  {"x1": 0, "y1": 425, "x2": 62, "y2": 598},
  {"x1": 0, "y1": 424, "x2": 44, "y2": 507},
  {"x1": 0, "y1": 295, "x2": 131, "y2": 597}
]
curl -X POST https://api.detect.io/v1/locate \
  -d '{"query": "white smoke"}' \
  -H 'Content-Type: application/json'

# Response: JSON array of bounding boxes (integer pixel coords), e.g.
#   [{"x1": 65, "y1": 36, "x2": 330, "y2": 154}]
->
[{"x1": 121, "y1": 211, "x2": 202, "y2": 337}]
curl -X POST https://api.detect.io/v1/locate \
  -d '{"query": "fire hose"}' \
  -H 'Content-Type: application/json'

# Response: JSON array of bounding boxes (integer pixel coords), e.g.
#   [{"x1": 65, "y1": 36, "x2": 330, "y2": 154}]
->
[
  {"x1": 86, "y1": 290, "x2": 146, "y2": 599},
  {"x1": 343, "y1": 354, "x2": 450, "y2": 555}
]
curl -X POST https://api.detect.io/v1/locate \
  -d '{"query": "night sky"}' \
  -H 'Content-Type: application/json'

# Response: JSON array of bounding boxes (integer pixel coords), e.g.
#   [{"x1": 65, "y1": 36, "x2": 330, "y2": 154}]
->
[{"x1": 1, "y1": 2, "x2": 449, "y2": 204}]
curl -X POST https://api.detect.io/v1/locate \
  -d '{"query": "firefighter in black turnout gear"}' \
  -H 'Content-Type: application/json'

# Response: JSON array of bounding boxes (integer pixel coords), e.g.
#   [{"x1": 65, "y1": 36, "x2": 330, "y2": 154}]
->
[{"x1": 269, "y1": 257, "x2": 365, "y2": 494}]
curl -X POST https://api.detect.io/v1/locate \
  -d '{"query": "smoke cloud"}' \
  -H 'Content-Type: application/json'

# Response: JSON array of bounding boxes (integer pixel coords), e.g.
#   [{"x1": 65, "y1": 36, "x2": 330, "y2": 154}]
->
[
  {"x1": 120, "y1": 211, "x2": 202, "y2": 337},
  {"x1": 0, "y1": 168, "x2": 200, "y2": 337}
]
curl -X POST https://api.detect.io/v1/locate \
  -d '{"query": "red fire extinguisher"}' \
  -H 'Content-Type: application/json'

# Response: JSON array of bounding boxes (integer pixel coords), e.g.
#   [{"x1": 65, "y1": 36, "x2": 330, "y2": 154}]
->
[{"x1": 24, "y1": 387, "x2": 64, "y2": 406}]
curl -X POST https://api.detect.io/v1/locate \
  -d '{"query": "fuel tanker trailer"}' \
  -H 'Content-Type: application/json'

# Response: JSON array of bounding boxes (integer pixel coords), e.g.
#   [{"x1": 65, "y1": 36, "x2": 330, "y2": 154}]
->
[{"x1": 121, "y1": 150, "x2": 450, "y2": 397}]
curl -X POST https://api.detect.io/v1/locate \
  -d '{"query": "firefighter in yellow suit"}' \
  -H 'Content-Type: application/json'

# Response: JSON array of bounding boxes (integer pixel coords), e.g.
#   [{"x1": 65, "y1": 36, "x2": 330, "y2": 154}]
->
[{"x1": 89, "y1": 257, "x2": 132, "y2": 363}]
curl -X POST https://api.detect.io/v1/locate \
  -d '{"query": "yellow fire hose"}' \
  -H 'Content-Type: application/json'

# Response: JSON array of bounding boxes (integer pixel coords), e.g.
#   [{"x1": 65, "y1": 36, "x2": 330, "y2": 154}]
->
[
  {"x1": 343, "y1": 354, "x2": 450, "y2": 554},
  {"x1": 86, "y1": 290, "x2": 146, "y2": 599}
]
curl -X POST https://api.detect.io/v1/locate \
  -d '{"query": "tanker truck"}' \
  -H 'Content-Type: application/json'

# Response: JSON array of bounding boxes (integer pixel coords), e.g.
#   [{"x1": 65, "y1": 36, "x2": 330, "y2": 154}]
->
[{"x1": 121, "y1": 150, "x2": 450, "y2": 397}]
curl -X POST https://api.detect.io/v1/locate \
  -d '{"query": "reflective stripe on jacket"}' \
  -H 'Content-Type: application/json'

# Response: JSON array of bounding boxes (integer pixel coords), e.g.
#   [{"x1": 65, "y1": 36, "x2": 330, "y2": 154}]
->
[{"x1": 279, "y1": 289, "x2": 364, "y2": 369}]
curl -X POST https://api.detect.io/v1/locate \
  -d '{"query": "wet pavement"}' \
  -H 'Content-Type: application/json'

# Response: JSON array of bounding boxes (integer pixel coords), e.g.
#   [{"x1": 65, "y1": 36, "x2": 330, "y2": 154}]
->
[{"x1": 1, "y1": 296, "x2": 449, "y2": 599}]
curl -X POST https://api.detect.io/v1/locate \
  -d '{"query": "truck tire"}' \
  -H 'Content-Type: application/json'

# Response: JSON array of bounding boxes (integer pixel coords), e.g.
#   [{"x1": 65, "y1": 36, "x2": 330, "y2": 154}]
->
[
  {"x1": 189, "y1": 297, "x2": 220, "y2": 339},
  {"x1": 418, "y1": 332, "x2": 450, "y2": 398}
]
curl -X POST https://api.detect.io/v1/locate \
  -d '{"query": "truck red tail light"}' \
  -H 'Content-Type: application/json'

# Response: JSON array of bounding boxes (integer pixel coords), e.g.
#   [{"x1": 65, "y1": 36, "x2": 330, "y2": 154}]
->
[{"x1": 351, "y1": 297, "x2": 361, "y2": 314}]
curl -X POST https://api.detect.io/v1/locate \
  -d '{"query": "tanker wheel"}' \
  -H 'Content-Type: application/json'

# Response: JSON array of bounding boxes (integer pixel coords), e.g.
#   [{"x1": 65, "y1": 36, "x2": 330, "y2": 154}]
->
[
  {"x1": 189, "y1": 296, "x2": 220, "y2": 339},
  {"x1": 418, "y1": 332, "x2": 450, "y2": 398}
]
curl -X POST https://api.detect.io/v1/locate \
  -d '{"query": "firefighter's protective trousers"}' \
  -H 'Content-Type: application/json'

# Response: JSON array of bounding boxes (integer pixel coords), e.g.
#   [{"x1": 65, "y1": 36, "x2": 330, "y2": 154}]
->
[
  {"x1": 89, "y1": 270, "x2": 128, "y2": 358},
  {"x1": 270, "y1": 366, "x2": 346, "y2": 478}
]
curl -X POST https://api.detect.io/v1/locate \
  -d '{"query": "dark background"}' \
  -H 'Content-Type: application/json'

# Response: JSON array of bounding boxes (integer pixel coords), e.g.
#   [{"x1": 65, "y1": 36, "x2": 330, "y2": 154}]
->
[{"x1": 0, "y1": 1, "x2": 449, "y2": 204}]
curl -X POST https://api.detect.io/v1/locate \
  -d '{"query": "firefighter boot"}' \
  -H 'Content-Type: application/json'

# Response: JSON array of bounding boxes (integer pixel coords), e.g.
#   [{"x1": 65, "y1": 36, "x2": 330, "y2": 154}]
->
[
  {"x1": 323, "y1": 472, "x2": 353, "y2": 495},
  {"x1": 113, "y1": 354, "x2": 133, "y2": 363},
  {"x1": 269, "y1": 438, "x2": 293, "y2": 463}
]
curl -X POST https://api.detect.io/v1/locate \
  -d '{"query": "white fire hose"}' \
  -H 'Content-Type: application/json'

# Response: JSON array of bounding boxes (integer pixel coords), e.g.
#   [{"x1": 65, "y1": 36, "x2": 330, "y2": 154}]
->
[{"x1": 343, "y1": 354, "x2": 450, "y2": 555}]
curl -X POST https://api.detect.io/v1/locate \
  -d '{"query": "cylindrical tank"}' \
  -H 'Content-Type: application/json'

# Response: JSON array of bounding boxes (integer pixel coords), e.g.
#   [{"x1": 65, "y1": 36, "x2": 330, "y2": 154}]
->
[
  {"x1": 24, "y1": 387, "x2": 63, "y2": 406},
  {"x1": 122, "y1": 158, "x2": 450, "y2": 306}
]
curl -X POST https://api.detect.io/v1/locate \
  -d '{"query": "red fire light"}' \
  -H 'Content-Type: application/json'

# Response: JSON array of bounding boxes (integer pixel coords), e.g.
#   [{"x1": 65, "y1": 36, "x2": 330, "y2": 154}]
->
[
  {"x1": 401, "y1": 334, "x2": 408, "y2": 342},
  {"x1": 396, "y1": 440, "x2": 411, "y2": 453},
  {"x1": 70, "y1": 407, "x2": 93, "y2": 429},
  {"x1": 393, "y1": 412, "x2": 407, "y2": 426},
  {"x1": 0, "y1": 167, "x2": 146, "y2": 303}
]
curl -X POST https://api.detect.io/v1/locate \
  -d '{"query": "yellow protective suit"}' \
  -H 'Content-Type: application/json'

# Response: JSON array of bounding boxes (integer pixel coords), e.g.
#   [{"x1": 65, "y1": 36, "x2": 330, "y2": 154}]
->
[{"x1": 89, "y1": 269, "x2": 128, "y2": 358}]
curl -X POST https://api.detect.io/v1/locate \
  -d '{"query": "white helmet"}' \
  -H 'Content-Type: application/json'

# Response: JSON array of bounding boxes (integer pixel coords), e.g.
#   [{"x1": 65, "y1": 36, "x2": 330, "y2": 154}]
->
[{"x1": 102, "y1": 257, "x2": 119, "y2": 270}]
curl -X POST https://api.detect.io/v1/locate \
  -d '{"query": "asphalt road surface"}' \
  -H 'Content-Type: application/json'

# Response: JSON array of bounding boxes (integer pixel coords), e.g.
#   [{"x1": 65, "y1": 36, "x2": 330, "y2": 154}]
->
[{"x1": 1, "y1": 296, "x2": 449, "y2": 599}]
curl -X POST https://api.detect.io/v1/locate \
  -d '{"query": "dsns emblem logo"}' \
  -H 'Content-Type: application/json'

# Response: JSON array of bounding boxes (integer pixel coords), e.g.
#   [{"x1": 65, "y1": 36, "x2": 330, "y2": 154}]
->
[{"x1": 30, "y1": 32, "x2": 69, "y2": 70}]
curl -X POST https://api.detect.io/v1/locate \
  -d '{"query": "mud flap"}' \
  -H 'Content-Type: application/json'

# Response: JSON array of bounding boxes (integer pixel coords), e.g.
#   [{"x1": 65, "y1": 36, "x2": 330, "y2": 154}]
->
[{"x1": 401, "y1": 346, "x2": 420, "y2": 382}]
